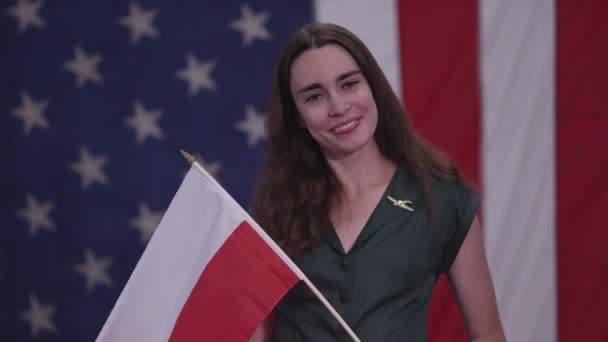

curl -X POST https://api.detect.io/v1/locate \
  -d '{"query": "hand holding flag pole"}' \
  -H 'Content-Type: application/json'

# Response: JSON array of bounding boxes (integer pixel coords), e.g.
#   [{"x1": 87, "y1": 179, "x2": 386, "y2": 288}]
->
[{"x1": 179, "y1": 149, "x2": 361, "y2": 342}]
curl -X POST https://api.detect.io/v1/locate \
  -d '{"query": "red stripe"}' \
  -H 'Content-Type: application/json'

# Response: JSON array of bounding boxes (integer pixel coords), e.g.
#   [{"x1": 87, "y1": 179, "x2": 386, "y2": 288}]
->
[
  {"x1": 169, "y1": 221, "x2": 300, "y2": 341},
  {"x1": 397, "y1": 1, "x2": 481, "y2": 341},
  {"x1": 557, "y1": 1, "x2": 608, "y2": 340}
]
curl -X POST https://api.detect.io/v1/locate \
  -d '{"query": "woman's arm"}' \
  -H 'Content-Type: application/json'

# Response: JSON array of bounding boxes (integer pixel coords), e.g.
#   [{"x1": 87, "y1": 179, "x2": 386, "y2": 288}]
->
[{"x1": 448, "y1": 215, "x2": 506, "y2": 341}]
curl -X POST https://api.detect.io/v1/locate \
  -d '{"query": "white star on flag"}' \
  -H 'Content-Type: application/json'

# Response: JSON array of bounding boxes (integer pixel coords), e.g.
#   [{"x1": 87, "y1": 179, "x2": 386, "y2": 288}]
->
[
  {"x1": 73, "y1": 248, "x2": 113, "y2": 291},
  {"x1": 175, "y1": 54, "x2": 217, "y2": 96},
  {"x1": 229, "y1": 3, "x2": 272, "y2": 47},
  {"x1": 124, "y1": 101, "x2": 163, "y2": 144},
  {"x1": 64, "y1": 46, "x2": 103, "y2": 88},
  {"x1": 5, "y1": 0, "x2": 45, "y2": 34},
  {"x1": 19, "y1": 294, "x2": 57, "y2": 337},
  {"x1": 68, "y1": 146, "x2": 109, "y2": 190},
  {"x1": 236, "y1": 103, "x2": 267, "y2": 146},
  {"x1": 12, "y1": 91, "x2": 49, "y2": 135},
  {"x1": 16, "y1": 193, "x2": 55, "y2": 236},
  {"x1": 129, "y1": 202, "x2": 164, "y2": 243},
  {"x1": 118, "y1": 2, "x2": 159, "y2": 44}
]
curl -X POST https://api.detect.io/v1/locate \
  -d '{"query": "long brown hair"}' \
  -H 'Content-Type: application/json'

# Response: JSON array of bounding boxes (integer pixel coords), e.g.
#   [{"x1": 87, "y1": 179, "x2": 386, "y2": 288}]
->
[{"x1": 251, "y1": 23, "x2": 470, "y2": 258}]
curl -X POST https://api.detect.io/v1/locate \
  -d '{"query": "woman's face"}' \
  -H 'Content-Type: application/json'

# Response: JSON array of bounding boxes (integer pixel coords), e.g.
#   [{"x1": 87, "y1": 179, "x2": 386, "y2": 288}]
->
[{"x1": 289, "y1": 44, "x2": 379, "y2": 160}]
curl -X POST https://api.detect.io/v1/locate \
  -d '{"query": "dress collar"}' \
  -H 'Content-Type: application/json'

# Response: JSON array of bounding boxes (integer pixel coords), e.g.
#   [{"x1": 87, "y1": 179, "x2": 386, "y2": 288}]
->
[{"x1": 322, "y1": 163, "x2": 425, "y2": 255}]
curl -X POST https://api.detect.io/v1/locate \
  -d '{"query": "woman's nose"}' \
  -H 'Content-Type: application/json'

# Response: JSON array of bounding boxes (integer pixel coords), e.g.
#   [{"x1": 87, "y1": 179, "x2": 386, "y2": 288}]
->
[{"x1": 328, "y1": 94, "x2": 350, "y2": 117}]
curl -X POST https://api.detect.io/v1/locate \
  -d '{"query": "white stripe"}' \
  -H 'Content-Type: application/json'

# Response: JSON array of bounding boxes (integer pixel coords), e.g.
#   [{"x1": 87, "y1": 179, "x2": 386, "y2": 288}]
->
[
  {"x1": 313, "y1": 0, "x2": 402, "y2": 99},
  {"x1": 480, "y1": 1, "x2": 556, "y2": 341}
]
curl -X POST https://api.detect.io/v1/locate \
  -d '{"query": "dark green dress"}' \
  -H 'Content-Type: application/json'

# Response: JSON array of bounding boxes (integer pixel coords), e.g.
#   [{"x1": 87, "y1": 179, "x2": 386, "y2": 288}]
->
[{"x1": 272, "y1": 164, "x2": 479, "y2": 341}]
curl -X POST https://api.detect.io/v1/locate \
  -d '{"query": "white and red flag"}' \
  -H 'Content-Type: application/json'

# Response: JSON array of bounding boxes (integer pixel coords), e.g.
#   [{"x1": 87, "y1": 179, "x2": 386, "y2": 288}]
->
[{"x1": 97, "y1": 156, "x2": 304, "y2": 341}]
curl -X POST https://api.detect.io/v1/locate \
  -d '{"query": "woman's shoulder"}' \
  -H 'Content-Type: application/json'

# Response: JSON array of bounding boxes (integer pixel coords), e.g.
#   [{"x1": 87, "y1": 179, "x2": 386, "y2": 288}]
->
[
  {"x1": 431, "y1": 175, "x2": 478, "y2": 202},
  {"x1": 425, "y1": 176, "x2": 480, "y2": 237},
  {"x1": 396, "y1": 163, "x2": 478, "y2": 209}
]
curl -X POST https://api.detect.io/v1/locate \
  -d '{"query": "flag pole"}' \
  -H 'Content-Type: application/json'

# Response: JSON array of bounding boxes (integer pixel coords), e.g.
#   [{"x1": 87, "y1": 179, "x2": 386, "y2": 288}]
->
[
  {"x1": 179, "y1": 149, "x2": 361, "y2": 342},
  {"x1": 299, "y1": 277, "x2": 361, "y2": 342}
]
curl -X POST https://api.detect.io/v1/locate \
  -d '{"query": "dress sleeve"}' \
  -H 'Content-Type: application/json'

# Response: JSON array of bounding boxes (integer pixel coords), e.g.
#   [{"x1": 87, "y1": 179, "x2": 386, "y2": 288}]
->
[{"x1": 437, "y1": 181, "x2": 480, "y2": 274}]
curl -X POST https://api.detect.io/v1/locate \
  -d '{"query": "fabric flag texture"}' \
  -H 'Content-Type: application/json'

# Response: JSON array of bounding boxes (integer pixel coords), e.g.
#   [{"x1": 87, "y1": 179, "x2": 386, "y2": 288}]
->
[
  {"x1": 2, "y1": 1, "x2": 606, "y2": 342},
  {"x1": 97, "y1": 161, "x2": 302, "y2": 341}
]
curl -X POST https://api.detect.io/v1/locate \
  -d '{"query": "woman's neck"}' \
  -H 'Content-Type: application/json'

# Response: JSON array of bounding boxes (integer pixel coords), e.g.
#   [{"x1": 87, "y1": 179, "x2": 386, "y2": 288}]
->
[{"x1": 325, "y1": 141, "x2": 397, "y2": 200}]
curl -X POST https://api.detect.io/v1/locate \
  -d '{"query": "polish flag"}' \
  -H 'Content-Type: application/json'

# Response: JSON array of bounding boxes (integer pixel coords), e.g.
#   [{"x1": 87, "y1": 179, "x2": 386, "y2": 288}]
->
[{"x1": 96, "y1": 157, "x2": 304, "y2": 341}]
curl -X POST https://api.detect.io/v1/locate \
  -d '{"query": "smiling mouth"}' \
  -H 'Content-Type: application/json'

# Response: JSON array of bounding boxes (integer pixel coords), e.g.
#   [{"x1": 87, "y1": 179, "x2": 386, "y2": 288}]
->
[{"x1": 331, "y1": 118, "x2": 360, "y2": 135}]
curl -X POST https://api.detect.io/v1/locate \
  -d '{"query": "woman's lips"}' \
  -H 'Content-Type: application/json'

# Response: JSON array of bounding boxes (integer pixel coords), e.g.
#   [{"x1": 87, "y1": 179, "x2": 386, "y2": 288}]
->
[{"x1": 331, "y1": 118, "x2": 360, "y2": 135}]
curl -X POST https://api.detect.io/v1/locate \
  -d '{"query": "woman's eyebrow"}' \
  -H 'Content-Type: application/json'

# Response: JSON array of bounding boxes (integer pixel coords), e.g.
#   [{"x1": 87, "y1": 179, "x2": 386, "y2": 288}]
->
[
  {"x1": 337, "y1": 70, "x2": 361, "y2": 81},
  {"x1": 297, "y1": 70, "x2": 361, "y2": 94}
]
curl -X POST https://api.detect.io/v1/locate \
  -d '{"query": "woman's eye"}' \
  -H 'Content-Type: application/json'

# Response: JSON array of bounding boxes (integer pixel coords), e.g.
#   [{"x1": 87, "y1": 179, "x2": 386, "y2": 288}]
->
[
  {"x1": 304, "y1": 94, "x2": 322, "y2": 103},
  {"x1": 342, "y1": 80, "x2": 359, "y2": 89}
]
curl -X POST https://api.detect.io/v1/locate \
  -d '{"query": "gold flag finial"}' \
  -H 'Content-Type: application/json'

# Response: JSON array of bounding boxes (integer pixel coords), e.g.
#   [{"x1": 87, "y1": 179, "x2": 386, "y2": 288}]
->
[{"x1": 180, "y1": 149, "x2": 196, "y2": 166}]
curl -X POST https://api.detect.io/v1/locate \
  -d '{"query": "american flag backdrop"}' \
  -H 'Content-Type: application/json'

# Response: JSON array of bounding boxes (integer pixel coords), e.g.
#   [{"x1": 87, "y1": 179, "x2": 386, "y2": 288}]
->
[
  {"x1": 1, "y1": 1, "x2": 310, "y2": 341},
  {"x1": 2, "y1": 1, "x2": 607, "y2": 342}
]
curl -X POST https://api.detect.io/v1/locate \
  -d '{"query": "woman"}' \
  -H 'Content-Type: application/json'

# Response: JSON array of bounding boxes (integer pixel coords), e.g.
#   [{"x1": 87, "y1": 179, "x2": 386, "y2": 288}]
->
[{"x1": 250, "y1": 23, "x2": 505, "y2": 341}]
